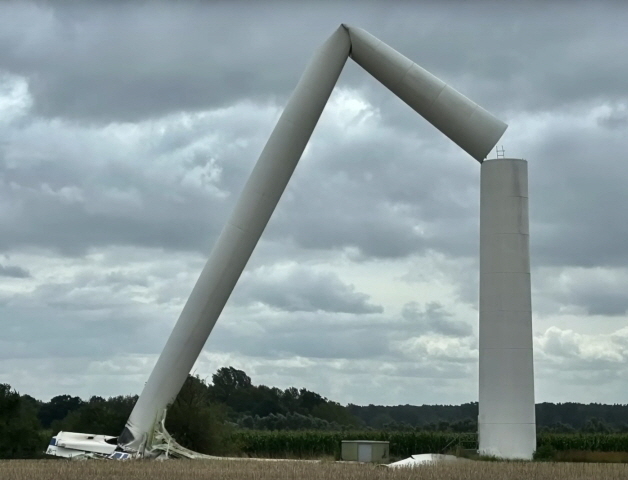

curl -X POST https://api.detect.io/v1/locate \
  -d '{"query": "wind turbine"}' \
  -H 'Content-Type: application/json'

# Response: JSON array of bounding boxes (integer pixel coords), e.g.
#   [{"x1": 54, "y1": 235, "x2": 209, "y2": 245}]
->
[{"x1": 46, "y1": 24, "x2": 535, "y2": 461}]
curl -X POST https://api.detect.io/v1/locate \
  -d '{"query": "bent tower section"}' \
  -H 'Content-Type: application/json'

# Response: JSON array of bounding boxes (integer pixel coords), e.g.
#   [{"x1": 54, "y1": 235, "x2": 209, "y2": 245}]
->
[{"x1": 479, "y1": 158, "x2": 536, "y2": 459}]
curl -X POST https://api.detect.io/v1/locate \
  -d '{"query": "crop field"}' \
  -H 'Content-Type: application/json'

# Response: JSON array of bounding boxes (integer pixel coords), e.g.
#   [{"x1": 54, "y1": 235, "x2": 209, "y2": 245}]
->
[
  {"x1": 2, "y1": 459, "x2": 628, "y2": 480},
  {"x1": 231, "y1": 430, "x2": 477, "y2": 458},
  {"x1": 230, "y1": 430, "x2": 628, "y2": 458}
]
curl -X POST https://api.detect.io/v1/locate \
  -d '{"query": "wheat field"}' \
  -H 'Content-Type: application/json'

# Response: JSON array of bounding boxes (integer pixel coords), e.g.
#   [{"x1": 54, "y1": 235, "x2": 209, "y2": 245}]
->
[{"x1": 2, "y1": 459, "x2": 628, "y2": 480}]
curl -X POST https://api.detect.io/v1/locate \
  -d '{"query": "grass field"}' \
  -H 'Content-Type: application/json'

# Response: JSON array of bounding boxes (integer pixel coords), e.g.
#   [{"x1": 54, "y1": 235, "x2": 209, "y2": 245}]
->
[{"x1": 2, "y1": 459, "x2": 628, "y2": 480}]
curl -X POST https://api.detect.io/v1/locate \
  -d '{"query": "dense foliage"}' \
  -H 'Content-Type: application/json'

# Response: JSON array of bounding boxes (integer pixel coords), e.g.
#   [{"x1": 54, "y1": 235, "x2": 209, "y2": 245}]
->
[
  {"x1": 165, "y1": 374, "x2": 235, "y2": 455},
  {"x1": 4, "y1": 366, "x2": 628, "y2": 458},
  {"x1": 0, "y1": 384, "x2": 46, "y2": 458}
]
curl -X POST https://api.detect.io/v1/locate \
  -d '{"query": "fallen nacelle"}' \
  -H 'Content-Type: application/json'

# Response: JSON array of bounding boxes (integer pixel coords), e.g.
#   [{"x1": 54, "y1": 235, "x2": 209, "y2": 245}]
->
[{"x1": 46, "y1": 432, "x2": 131, "y2": 460}]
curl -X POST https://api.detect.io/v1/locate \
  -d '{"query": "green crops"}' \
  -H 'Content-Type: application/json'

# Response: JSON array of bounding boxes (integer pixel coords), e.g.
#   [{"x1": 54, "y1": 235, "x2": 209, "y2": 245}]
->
[
  {"x1": 538, "y1": 433, "x2": 628, "y2": 452},
  {"x1": 230, "y1": 431, "x2": 628, "y2": 459},
  {"x1": 230, "y1": 431, "x2": 476, "y2": 458}
]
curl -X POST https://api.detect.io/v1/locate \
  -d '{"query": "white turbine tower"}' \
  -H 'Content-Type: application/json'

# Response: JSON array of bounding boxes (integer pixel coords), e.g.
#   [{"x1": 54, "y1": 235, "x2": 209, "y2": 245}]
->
[
  {"x1": 47, "y1": 25, "x2": 535, "y2": 461},
  {"x1": 479, "y1": 157, "x2": 535, "y2": 458}
]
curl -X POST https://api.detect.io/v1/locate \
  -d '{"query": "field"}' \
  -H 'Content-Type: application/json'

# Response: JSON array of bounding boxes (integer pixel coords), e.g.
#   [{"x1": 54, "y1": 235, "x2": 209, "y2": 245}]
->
[
  {"x1": 2, "y1": 459, "x2": 628, "y2": 480},
  {"x1": 230, "y1": 430, "x2": 628, "y2": 458}
]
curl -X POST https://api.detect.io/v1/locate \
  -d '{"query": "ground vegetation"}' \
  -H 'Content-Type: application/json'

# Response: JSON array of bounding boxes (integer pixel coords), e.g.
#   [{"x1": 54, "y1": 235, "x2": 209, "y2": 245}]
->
[{"x1": 5, "y1": 367, "x2": 628, "y2": 459}]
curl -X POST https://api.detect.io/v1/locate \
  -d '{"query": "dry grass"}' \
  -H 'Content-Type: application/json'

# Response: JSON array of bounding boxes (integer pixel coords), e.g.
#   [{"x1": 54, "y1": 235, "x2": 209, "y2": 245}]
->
[
  {"x1": 554, "y1": 450, "x2": 628, "y2": 463},
  {"x1": 2, "y1": 459, "x2": 628, "y2": 480}
]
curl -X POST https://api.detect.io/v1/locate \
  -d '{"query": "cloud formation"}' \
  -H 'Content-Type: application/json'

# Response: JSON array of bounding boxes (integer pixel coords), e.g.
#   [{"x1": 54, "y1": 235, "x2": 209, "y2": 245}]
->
[
  {"x1": 0, "y1": 2, "x2": 627, "y2": 407},
  {"x1": 0, "y1": 263, "x2": 30, "y2": 278}
]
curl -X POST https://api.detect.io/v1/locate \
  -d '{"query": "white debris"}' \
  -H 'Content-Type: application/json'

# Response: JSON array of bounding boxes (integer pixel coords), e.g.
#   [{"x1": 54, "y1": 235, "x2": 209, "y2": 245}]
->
[{"x1": 386, "y1": 453, "x2": 463, "y2": 468}]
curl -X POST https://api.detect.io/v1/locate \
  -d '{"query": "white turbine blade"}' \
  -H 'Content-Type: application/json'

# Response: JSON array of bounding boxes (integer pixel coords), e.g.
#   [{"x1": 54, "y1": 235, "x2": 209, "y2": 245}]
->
[{"x1": 344, "y1": 25, "x2": 506, "y2": 161}]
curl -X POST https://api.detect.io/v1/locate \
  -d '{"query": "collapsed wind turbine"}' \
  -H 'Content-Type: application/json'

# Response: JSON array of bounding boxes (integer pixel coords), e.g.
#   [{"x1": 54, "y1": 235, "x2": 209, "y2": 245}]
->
[{"x1": 47, "y1": 24, "x2": 535, "y2": 461}]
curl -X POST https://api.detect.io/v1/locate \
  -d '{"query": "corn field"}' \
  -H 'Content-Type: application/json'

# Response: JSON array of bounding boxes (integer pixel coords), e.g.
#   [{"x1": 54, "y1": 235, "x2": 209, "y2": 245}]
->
[
  {"x1": 538, "y1": 433, "x2": 628, "y2": 452},
  {"x1": 230, "y1": 430, "x2": 628, "y2": 458},
  {"x1": 231, "y1": 430, "x2": 479, "y2": 458},
  {"x1": 2, "y1": 459, "x2": 628, "y2": 480}
]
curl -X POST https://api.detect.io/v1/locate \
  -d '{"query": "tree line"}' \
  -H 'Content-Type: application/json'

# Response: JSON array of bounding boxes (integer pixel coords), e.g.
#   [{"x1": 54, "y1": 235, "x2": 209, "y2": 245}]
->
[{"x1": 2, "y1": 366, "x2": 628, "y2": 458}]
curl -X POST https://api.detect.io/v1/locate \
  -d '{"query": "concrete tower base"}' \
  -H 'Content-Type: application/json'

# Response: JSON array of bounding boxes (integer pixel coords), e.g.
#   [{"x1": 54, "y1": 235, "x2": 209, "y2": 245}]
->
[{"x1": 478, "y1": 158, "x2": 536, "y2": 459}]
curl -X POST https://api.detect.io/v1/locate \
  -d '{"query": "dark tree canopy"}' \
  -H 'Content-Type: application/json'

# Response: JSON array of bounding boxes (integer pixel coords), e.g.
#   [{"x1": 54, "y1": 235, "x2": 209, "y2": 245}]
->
[
  {"x1": 211, "y1": 367, "x2": 252, "y2": 403},
  {"x1": 0, "y1": 384, "x2": 44, "y2": 458},
  {"x1": 37, "y1": 394, "x2": 84, "y2": 429},
  {"x1": 165, "y1": 375, "x2": 233, "y2": 455}
]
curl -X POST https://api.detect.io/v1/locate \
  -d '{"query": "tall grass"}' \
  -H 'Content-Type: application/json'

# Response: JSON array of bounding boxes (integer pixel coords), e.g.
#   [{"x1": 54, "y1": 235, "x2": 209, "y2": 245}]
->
[
  {"x1": 2, "y1": 459, "x2": 628, "y2": 480},
  {"x1": 553, "y1": 450, "x2": 628, "y2": 463}
]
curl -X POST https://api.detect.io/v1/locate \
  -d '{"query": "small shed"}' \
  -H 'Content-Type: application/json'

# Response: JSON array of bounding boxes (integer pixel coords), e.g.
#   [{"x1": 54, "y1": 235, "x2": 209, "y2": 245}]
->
[{"x1": 341, "y1": 440, "x2": 389, "y2": 463}]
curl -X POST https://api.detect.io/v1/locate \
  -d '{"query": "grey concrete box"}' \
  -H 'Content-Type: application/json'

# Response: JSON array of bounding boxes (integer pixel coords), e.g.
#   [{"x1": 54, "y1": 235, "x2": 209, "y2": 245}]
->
[{"x1": 341, "y1": 440, "x2": 389, "y2": 463}]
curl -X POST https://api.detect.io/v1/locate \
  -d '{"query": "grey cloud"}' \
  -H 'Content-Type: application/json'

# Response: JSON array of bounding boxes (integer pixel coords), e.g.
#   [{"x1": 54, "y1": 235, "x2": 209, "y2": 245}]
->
[
  {"x1": 0, "y1": 102, "x2": 271, "y2": 255},
  {"x1": 211, "y1": 323, "x2": 391, "y2": 360},
  {"x1": 0, "y1": 249, "x2": 205, "y2": 362},
  {"x1": 1, "y1": 1, "x2": 628, "y2": 405},
  {"x1": 209, "y1": 356, "x2": 478, "y2": 405},
  {"x1": 357, "y1": 4, "x2": 628, "y2": 118},
  {"x1": 0, "y1": 264, "x2": 30, "y2": 278},
  {"x1": 526, "y1": 122, "x2": 628, "y2": 269},
  {"x1": 3, "y1": 2, "x2": 625, "y2": 268},
  {"x1": 401, "y1": 301, "x2": 473, "y2": 338},
  {"x1": 1, "y1": 291, "x2": 155, "y2": 360},
  {"x1": 234, "y1": 265, "x2": 383, "y2": 314},
  {"x1": 0, "y1": 2, "x2": 357, "y2": 122},
  {"x1": 262, "y1": 114, "x2": 482, "y2": 261},
  {"x1": 3, "y1": 3, "x2": 627, "y2": 125},
  {"x1": 597, "y1": 108, "x2": 628, "y2": 130},
  {"x1": 208, "y1": 300, "x2": 472, "y2": 363},
  {"x1": 536, "y1": 326, "x2": 628, "y2": 372},
  {"x1": 534, "y1": 267, "x2": 628, "y2": 317},
  {"x1": 579, "y1": 292, "x2": 628, "y2": 317},
  {"x1": 0, "y1": 355, "x2": 154, "y2": 402}
]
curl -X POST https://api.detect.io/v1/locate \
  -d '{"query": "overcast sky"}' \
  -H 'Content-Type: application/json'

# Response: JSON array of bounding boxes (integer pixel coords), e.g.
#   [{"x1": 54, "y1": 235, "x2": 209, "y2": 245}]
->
[{"x1": 1, "y1": 1, "x2": 628, "y2": 407}]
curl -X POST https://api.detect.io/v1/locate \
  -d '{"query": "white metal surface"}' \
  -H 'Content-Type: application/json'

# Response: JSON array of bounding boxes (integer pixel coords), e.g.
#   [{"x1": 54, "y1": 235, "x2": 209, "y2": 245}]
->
[
  {"x1": 116, "y1": 25, "x2": 508, "y2": 454},
  {"x1": 45, "y1": 431, "x2": 131, "y2": 459},
  {"x1": 346, "y1": 26, "x2": 506, "y2": 162},
  {"x1": 478, "y1": 158, "x2": 536, "y2": 459},
  {"x1": 387, "y1": 454, "x2": 464, "y2": 468}
]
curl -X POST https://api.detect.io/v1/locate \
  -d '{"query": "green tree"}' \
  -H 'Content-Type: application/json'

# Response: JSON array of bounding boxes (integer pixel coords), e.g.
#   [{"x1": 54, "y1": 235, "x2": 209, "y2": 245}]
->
[
  {"x1": 370, "y1": 413, "x2": 395, "y2": 429},
  {"x1": 211, "y1": 367, "x2": 252, "y2": 403},
  {"x1": 38, "y1": 394, "x2": 84, "y2": 429},
  {"x1": 451, "y1": 418, "x2": 477, "y2": 433},
  {"x1": 166, "y1": 375, "x2": 234, "y2": 455},
  {"x1": 297, "y1": 388, "x2": 326, "y2": 413},
  {"x1": 311, "y1": 401, "x2": 363, "y2": 428},
  {"x1": 53, "y1": 395, "x2": 137, "y2": 436},
  {"x1": 0, "y1": 384, "x2": 44, "y2": 458},
  {"x1": 583, "y1": 417, "x2": 612, "y2": 433},
  {"x1": 280, "y1": 387, "x2": 300, "y2": 412}
]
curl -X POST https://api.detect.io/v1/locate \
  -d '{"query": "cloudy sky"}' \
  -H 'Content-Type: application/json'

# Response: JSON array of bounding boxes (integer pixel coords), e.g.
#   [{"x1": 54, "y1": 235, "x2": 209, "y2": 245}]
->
[{"x1": 1, "y1": 1, "x2": 628, "y2": 407}]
